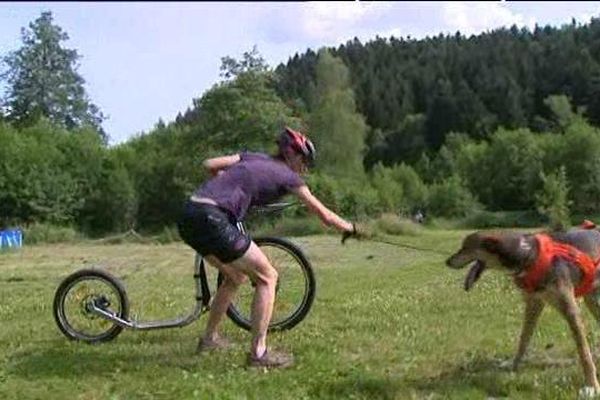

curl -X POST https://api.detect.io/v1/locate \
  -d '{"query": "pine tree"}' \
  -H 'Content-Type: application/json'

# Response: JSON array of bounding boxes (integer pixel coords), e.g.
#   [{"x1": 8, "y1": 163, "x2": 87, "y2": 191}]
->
[{"x1": 1, "y1": 11, "x2": 105, "y2": 138}]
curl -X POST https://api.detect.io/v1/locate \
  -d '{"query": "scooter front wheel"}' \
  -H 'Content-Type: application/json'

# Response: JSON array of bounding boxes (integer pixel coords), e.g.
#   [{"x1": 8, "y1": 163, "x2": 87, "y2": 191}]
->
[{"x1": 53, "y1": 269, "x2": 129, "y2": 343}]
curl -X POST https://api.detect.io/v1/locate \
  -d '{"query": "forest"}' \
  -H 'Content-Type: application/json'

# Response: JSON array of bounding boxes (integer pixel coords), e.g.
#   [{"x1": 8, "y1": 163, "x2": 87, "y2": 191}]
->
[{"x1": 2, "y1": 12, "x2": 600, "y2": 238}]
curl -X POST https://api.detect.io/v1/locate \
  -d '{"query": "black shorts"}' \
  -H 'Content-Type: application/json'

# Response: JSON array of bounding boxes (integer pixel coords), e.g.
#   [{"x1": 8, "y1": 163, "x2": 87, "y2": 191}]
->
[{"x1": 177, "y1": 201, "x2": 251, "y2": 264}]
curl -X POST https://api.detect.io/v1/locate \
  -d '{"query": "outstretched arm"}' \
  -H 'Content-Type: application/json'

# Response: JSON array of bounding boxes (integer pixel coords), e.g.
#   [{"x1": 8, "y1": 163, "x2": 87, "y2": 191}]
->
[
  {"x1": 202, "y1": 154, "x2": 240, "y2": 176},
  {"x1": 292, "y1": 185, "x2": 354, "y2": 233}
]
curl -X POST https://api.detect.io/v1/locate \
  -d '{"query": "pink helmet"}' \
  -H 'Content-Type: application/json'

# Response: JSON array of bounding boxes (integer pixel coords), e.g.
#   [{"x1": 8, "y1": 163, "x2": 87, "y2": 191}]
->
[{"x1": 277, "y1": 127, "x2": 316, "y2": 166}]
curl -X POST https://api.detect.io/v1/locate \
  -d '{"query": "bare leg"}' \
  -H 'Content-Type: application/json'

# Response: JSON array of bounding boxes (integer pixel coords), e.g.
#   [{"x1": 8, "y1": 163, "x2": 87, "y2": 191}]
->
[
  {"x1": 202, "y1": 242, "x2": 290, "y2": 366},
  {"x1": 228, "y1": 242, "x2": 278, "y2": 358},
  {"x1": 202, "y1": 256, "x2": 248, "y2": 342},
  {"x1": 513, "y1": 294, "x2": 545, "y2": 370}
]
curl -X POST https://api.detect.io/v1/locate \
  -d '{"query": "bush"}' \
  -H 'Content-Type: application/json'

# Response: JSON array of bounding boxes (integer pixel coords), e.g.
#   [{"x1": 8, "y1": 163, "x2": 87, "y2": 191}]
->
[
  {"x1": 427, "y1": 175, "x2": 481, "y2": 218},
  {"x1": 370, "y1": 163, "x2": 405, "y2": 213},
  {"x1": 556, "y1": 120, "x2": 600, "y2": 214},
  {"x1": 78, "y1": 154, "x2": 138, "y2": 236},
  {"x1": 457, "y1": 210, "x2": 544, "y2": 229},
  {"x1": 306, "y1": 173, "x2": 382, "y2": 218},
  {"x1": 337, "y1": 182, "x2": 382, "y2": 217},
  {"x1": 478, "y1": 128, "x2": 544, "y2": 210},
  {"x1": 92, "y1": 229, "x2": 157, "y2": 245},
  {"x1": 373, "y1": 213, "x2": 422, "y2": 236},
  {"x1": 154, "y1": 225, "x2": 182, "y2": 244},
  {"x1": 305, "y1": 173, "x2": 341, "y2": 211},
  {"x1": 535, "y1": 166, "x2": 571, "y2": 230},
  {"x1": 420, "y1": 217, "x2": 457, "y2": 230},
  {"x1": 252, "y1": 217, "x2": 326, "y2": 237},
  {"x1": 22, "y1": 223, "x2": 81, "y2": 244},
  {"x1": 390, "y1": 163, "x2": 428, "y2": 211},
  {"x1": 0, "y1": 121, "x2": 88, "y2": 225}
]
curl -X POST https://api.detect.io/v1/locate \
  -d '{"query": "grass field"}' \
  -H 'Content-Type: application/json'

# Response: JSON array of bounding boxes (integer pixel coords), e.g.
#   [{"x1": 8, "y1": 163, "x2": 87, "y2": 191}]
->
[{"x1": 1, "y1": 228, "x2": 600, "y2": 399}]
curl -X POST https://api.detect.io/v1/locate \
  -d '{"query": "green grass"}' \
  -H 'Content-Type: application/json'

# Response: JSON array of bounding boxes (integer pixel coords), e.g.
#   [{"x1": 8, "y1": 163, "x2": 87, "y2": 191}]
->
[{"x1": 1, "y1": 229, "x2": 599, "y2": 399}]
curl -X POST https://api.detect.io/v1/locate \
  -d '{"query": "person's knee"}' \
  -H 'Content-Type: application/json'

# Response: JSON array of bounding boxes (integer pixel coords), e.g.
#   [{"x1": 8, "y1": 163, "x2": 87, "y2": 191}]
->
[
  {"x1": 255, "y1": 265, "x2": 278, "y2": 287},
  {"x1": 238, "y1": 243, "x2": 278, "y2": 287}
]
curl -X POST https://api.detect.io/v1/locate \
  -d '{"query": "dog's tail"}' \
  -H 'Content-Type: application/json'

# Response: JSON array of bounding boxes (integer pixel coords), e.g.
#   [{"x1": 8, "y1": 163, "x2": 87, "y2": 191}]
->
[{"x1": 581, "y1": 220, "x2": 597, "y2": 229}]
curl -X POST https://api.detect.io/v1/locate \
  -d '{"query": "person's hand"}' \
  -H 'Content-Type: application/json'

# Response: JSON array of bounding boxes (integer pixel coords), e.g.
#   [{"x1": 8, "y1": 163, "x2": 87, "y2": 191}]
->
[
  {"x1": 341, "y1": 223, "x2": 366, "y2": 244},
  {"x1": 341, "y1": 223, "x2": 356, "y2": 244}
]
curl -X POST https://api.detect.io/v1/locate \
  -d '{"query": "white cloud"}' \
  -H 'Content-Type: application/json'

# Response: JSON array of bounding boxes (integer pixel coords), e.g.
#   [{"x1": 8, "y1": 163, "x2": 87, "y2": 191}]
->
[
  {"x1": 305, "y1": 1, "x2": 378, "y2": 23},
  {"x1": 6, "y1": 2, "x2": 597, "y2": 144},
  {"x1": 441, "y1": 2, "x2": 537, "y2": 36},
  {"x1": 264, "y1": 2, "x2": 544, "y2": 49},
  {"x1": 277, "y1": 1, "x2": 393, "y2": 44},
  {"x1": 377, "y1": 27, "x2": 404, "y2": 40}
]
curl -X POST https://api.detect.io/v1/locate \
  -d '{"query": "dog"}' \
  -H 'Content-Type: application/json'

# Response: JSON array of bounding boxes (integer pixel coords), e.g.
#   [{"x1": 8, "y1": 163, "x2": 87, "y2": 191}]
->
[{"x1": 446, "y1": 221, "x2": 600, "y2": 396}]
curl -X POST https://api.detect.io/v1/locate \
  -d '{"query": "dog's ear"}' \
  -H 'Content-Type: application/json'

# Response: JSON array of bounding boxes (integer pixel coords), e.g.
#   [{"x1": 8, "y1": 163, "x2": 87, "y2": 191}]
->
[
  {"x1": 464, "y1": 260, "x2": 486, "y2": 291},
  {"x1": 482, "y1": 234, "x2": 525, "y2": 268}
]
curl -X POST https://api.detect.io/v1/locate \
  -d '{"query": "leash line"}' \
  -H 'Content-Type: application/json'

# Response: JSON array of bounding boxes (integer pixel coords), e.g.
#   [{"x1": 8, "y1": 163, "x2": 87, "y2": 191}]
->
[{"x1": 365, "y1": 236, "x2": 450, "y2": 257}]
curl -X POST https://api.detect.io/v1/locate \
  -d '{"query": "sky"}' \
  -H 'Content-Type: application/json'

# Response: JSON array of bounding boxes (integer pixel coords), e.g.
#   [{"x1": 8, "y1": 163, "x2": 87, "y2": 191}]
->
[{"x1": 1, "y1": 1, "x2": 599, "y2": 145}]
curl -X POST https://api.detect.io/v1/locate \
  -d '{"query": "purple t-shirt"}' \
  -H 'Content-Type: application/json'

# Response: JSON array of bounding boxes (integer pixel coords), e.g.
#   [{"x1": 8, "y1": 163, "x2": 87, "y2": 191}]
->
[{"x1": 193, "y1": 152, "x2": 305, "y2": 220}]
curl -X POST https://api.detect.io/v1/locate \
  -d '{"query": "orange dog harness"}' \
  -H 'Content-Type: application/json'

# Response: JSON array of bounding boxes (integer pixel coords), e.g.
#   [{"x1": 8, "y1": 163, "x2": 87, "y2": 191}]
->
[{"x1": 517, "y1": 233, "x2": 599, "y2": 297}]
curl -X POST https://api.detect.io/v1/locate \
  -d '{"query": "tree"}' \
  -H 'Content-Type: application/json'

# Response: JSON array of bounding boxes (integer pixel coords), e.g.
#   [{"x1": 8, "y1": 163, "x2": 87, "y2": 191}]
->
[
  {"x1": 535, "y1": 166, "x2": 571, "y2": 230},
  {"x1": 0, "y1": 119, "x2": 104, "y2": 226},
  {"x1": 308, "y1": 49, "x2": 368, "y2": 177},
  {"x1": 427, "y1": 175, "x2": 480, "y2": 218},
  {"x1": 220, "y1": 45, "x2": 269, "y2": 79},
  {"x1": 364, "y1": 113, "x2": 427, "y2": 169},
  {"x1": 173, "y1": 48, "x2": 301, "y2": 155},
  {"x1": 1, "y1": 11, "x2": 105, "y2": 138},
  {"x1": 114, "y1": 122, "x2": 203, "y2": 231},
  {"x1": 276, "y1": 18, "x2": 600, "y2": 166},
  {"x1": 370, "y1": 163, "x2": 405, "y2": 212},
  {"x1": 425, "y1": 79, "x2": 458, "y2": 149},
  {"x1": 193, "y1": 50, "x2": 301, "y2": 153},
  {"x1": 554, "y1": 119, "x2": 600, "y2": 213},
  {"x1": 543, "y1": 94, "x2": 578, "y2": 131},
  {"x1": 475, "y1": 129, "x2": 543, "y2": 210}
]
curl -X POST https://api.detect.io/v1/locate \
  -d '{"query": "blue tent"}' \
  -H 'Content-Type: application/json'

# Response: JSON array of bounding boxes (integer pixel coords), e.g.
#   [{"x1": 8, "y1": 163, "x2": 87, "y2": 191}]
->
[{"x1": 0, "y1": 229, "x2": 23, "y2": 249}]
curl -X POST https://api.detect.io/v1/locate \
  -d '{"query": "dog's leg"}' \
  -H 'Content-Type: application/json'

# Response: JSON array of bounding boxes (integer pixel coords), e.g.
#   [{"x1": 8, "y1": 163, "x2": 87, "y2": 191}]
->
[
  {"x1": 549, "y1": 288, "x2": 600, "y2": 391},
  {"x1": 513, "y1": 294, "x2": 545, "y2": 370},
  {"x1": 584, "y1": 290, "x2": 600, "y2": 327}
]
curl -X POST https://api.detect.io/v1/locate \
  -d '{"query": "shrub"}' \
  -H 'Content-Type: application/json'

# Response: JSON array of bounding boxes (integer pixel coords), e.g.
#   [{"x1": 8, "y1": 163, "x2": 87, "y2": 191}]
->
[
  {"x1": 22, "y1": 223, "x2": 81, "y2": 244},
  {"x1": 337, "y1": 182, "x2": 381, "y2": 217},
  {"x1": 458, "y1": 210, "x2": 544, "y2": 229},
  {"x1": 154, "y1": 225, "x2": 181, "y2": 244},
  {"x1": 370, "y1": 163, "x2": 405, "y2": 213},
  {"x1": 305, "y1": 173, "x2": 341, "y2": 212},
  {"x1": 252, "y1": 217, "x2": 326, "y2": 237},
  {"x1": 390, "y1": 163, "x2": 428, "y2": 212},
  {"x1": 427, "y1": 175, "x2": 481, "y2": 218},
  {"x1": 373, "y1": 213, "x2": 422, "y2": 236},
  {"x1": 535, "y1": 166, "x2": 571, "y2": 230},
  {"x1": 307, "y1": 173, "x2": 382, "y2": 218}
]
